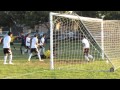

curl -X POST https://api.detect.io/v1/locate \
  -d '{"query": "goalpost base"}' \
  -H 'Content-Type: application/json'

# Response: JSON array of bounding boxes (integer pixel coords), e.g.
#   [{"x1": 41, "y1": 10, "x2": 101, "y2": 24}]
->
[{"x1": 110, "y1": 67, "x2": 114, "y2": 72}]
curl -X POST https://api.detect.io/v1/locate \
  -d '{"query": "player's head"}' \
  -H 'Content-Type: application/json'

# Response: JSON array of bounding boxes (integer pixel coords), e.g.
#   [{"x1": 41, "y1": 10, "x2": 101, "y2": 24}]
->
[
  {"x1": 8, "y1": 32, "x2": 13, "y2": 37},
  {"x1": 26, "y1": 33, "x2": 30, "y2": 37},
  {"x1": 42, "y1": 34, "x2": 46, "y2": 38},
  {"x1": 34, "y1": 34, "x2": 38, "y2": 37}
]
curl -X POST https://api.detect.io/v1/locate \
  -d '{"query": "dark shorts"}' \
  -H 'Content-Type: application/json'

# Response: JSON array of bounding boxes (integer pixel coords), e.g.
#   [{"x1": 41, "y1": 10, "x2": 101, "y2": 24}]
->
[
  {"x1": 26, "y1": 46, "x2": 30, "y2": 49},
  {"x1": 3, "y1": 48, "x2": 12, "y2": 54},
  {"x1": 30, "y1": 48, "x2": 38, "y2": 53},
  {"x1": 84, "y1": 48, "x2": 89, "y2": 55},
  {"x1": 40, "y1": 46, "x2": 44, "y2": 48}
]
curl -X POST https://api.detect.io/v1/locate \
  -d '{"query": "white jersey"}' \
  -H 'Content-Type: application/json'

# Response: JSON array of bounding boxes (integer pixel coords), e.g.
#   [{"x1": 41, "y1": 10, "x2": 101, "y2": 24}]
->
[
  {"x1": 31, "y1": 37, "x2": 38, "y2": 48},
  {"x1": 3, "y1": 35, "x2": 11, "y2": 48},
  {"x1": 82, "y1": 38, "x2": 90, "y2": 48},
  {"x1": 26, "y1": 37, "x2": 30, "y2": 46},
  {"x1": 40, "y1": 37, "x2": 45, "y2": 46}
]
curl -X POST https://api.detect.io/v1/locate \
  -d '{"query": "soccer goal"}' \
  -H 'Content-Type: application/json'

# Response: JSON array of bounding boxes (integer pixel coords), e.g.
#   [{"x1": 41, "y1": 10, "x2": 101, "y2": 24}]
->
[{"x1": 50, "y1": 11, "x2": 119, "y2": 72}]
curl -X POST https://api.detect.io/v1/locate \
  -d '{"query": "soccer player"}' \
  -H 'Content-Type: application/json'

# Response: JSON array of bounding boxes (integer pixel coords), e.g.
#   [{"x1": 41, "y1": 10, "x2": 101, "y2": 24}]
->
[
  {"x1": 81, "y1": 35, "x2": 94, "y2": 62},
  {"x1": 3, "y1": 32, "x2": 14, "y2": 64},
  {"x1": 19, "y1": 32, "x2": 26, "y2": 54},
  {"x1": 10, "y1": 35, "x2": 19, "y2": 50},
  {"x1": 39, "y1": 34, "x2": 46, "y2": 58},
  {"x1": 25, "y1": 33, "x2": 31, "y2": 54},
  {"x1": 28, "y1": 34, "x2": 43, "y2": 61}
]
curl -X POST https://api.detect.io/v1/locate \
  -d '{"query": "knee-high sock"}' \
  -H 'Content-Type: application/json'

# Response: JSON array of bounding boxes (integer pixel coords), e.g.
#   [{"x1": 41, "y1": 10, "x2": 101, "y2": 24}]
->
[
  {"x1": 37, "y1": 52, "x2": 41, "y2": 60},
  {"x1": 85, "y1": 55, "x2": 89, "y2": 61},
  {"x1": 9, "y1": 54, "x2": 12, "y2": 63},
  {"x1": 4, "y1": 55, "x2": 8, "y2": 63},
  {"x1": 28, "y1": 53, "x2": 33, "y2": 61},
  {"x1": 39, "y1": 48, "x2": 42, "y2": 54}
]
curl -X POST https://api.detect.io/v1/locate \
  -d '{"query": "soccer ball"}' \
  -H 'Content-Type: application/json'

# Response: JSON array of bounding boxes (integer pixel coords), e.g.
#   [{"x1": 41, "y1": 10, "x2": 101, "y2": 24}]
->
[{"x1": 44, "y1": 50, "x2": 50, "y2": 58}]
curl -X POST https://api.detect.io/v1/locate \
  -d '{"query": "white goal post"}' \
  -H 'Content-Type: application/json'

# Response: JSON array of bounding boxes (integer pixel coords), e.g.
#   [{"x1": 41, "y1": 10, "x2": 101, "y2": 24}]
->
[{"x1": 49, "y1": 12, "x2": 119, "y2": 72}]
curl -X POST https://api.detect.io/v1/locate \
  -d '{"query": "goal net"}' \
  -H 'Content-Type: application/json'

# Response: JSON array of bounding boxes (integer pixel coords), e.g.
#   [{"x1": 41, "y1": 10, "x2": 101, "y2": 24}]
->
[{"x1": 50, "y1": 12, "x2": 116, "y2": 72}]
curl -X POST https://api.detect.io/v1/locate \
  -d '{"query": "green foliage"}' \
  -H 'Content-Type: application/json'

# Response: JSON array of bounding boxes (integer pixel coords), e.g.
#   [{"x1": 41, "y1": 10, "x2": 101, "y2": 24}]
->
[{"x1": 0, "y1": 11, "x2": 120, "y2": 29}]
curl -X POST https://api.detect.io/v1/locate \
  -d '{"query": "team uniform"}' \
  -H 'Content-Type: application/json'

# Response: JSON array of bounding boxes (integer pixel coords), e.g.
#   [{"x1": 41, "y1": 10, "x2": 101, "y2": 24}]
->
[
  {"x1": 25, "y1": 36, "x2": 31, "y2": 53},
  {"x1": 82, "y1": 38, "x2": 94, "y2": 62},
  {"x1": 3, "y1": 35, "x2": 13, "y2": 64},
  {"x1": 20, "y1": 34, "x2": 26, "y2": 54},
  {"x1": 39, "y1": 37, "x2": 45, "y2": 56},
  {"x1": 28, "y1": 36, "x2": 42, "y2": 61}
]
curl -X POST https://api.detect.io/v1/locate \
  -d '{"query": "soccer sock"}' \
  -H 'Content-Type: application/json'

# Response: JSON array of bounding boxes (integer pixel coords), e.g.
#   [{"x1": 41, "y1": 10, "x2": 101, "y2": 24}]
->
[
  {"x1": 39, "y1": 48, "x2": 42, "y2": 54},
  {"x1": 28, "y1": 53, "x2": 33, "y2": 61},
  {"x1": 9, "y1": 54, "x2": 12, "y2": 63},
  {"x1": 85, "y1": 55, "x2": 89, "y2": 61},
  {"x1": 4, "y1": 55, "x2": 7, "y2": 63},
  {"x1": 37, "y1": 52, "x2": 41, "y2": 60},
  {"x1": 88, "y1": 54, "x2": 93, "y2": 59}
]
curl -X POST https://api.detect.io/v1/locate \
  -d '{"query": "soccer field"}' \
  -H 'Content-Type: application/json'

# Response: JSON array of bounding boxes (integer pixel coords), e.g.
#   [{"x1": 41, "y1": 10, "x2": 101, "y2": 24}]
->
[{"x1": 0, "y1": 43, "x2": 120, "y2": 79}]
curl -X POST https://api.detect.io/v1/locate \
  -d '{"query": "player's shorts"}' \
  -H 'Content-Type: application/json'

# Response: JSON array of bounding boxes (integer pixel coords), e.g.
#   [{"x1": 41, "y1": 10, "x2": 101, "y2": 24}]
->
[
  {"x1": 30, "y1": 48, "x2": 38, "y2": 53},
  {"x1": 26, "y1": 46, "x2": 30, "y2": 49},
  {"x1": 84, "y1": 48, "x2": 89, "y2": 55},
  {"x1": 3, "y1": 48, "x2": 12, "y2": 54}
]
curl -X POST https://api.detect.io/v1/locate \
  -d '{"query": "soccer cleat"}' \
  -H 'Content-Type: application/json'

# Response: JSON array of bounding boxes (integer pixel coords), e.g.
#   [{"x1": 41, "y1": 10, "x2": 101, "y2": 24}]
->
[
  {"x1": 9, "y1": 62, "x2": 14, "y2": 64},
  {"x1": 28, "y1": 59, "x2": 30, "y2": 61},
  {"x1": 3, "y1": 62, "x2": 8, "y2": 64},
  {"x1": 39, "y1": 59, "x2": 44, "y2": 61}
]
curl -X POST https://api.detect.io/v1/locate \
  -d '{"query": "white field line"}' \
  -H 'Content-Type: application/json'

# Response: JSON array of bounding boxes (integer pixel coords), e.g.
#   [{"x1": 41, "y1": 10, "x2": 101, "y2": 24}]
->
[{"x1": 2, "y1": 70, "x2": 48, "y2": 79}]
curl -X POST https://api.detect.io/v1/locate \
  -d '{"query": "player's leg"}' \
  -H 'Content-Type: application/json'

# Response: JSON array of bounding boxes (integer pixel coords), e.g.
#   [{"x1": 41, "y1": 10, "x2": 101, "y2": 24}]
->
[
  {"x1": 27, "y1": 47, "x2": 31, "y2": 55},
  {"x1": 3, "y1": 49, "x2": 8, "y2": 64},
  {"x1": 88, "y1": 54, "x2": 94, "y2": 60},
  {"x1": 39, "y1": 46, "x2": 42, "y2": 55},
  {"x1": 28, "y1": 49, "x2": 33, "y2": 61},
  {"x1": 87, "y1": 48, "x2": 94, "y2": 61},
  {"x1": 36, "y1": 48, "x2": 43, "y2": 61},
  {"x1": 24, "y1": 45, "x2": 28, "y2": 53},
  {"x1": 20, "y1": 44, "x2": 23, "y2": 54},
  {"x1": 84, "y1": 48, "x2": 90, "y2": 62},
  {"x1": 8, "y1": 49, "x2": 13, "y2": 64}
]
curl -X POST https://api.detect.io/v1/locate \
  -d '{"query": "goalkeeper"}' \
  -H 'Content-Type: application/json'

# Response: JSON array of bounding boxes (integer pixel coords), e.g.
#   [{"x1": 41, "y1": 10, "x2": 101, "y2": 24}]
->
[
  {"x1": 81, "y1": 35, "x2": 94, "y2": 62},
  {"x1": 44, "y1": 47, "x2": 50, "y2": 58},
  {"x1": 10, "y1": 35, "x2": 19, "y2": 50}
]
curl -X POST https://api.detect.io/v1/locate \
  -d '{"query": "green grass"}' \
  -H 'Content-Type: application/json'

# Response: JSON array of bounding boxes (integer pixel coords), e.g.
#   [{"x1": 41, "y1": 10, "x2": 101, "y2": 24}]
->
[{"x1": 0, "y1": 43, "x2": 120, "y2": 79}]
